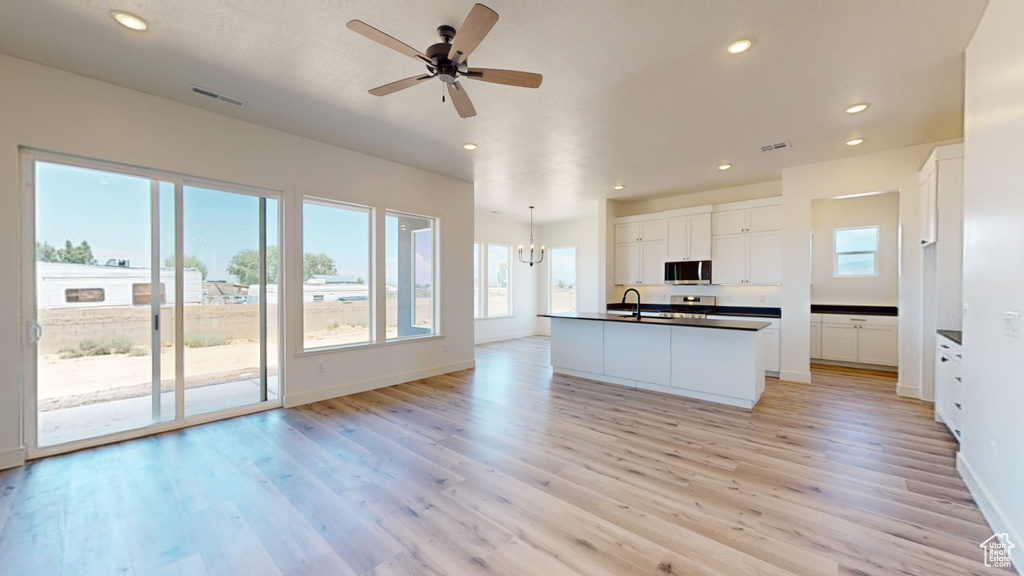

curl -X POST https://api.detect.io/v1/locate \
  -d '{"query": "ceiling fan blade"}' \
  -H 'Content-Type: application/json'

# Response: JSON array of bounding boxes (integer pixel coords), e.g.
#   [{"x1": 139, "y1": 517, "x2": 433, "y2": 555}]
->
[
  {"x1": 447, "y1": 82, "x2": 477, "y2": 118},
  {"x1": 448, "y1": 4, "x2": 499, "y2": 65},
  {"x1": 369, "y1": 74, "x2": 434, "y2": 96},
  {"x1": 465, "y1": 68, "x2": 542, "y2": 88},
  {"x1": 346, "y1": 20, "x2": 432, "y2": 65}
]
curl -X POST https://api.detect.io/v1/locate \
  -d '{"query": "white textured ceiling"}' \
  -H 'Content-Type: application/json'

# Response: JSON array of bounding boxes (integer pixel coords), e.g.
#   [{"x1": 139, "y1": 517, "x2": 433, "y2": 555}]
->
[{"x1": 0, "y1": 1, "x2": 986, "y2": 223}]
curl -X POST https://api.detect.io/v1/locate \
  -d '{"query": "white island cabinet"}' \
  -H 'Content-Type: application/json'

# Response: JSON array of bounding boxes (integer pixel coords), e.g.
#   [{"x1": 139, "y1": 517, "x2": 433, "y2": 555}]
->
[{"x1": 542, "y1": 313, "x2": 771, "y2": 409}]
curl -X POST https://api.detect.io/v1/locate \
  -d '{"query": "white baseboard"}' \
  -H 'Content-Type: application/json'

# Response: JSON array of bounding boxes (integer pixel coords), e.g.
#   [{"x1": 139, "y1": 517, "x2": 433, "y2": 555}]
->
[
  {"x1": 779, "y1": 370, "x2": 812, "y2": 384},
  {"x1": 896, "y1": 383, "x2": 922, "y2": 399},
  {"x1": 283, "y1": 359, "x2": 476, "y2": 408},
  {"x1": 554, "y1": 368, "x2": 757, "y2": 410},
  {"x1": 957, "y1": 453, "x2": 1023, "y2": 575},
  {"x1": 474, "y1": 331, "x2": 542, "y2": 345},
  {"x1": 0, "y1": 447, "x2": 26, "y2": 470}
]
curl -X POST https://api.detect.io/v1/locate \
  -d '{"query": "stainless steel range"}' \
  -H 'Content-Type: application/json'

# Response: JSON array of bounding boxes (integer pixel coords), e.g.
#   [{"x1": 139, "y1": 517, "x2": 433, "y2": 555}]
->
[{"x1": 653, "y1": 295, "x2": 716, "y2": 319}]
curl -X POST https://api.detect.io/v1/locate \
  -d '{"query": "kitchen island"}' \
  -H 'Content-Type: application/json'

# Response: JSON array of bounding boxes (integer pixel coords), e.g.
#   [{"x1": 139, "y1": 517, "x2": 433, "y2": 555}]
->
[{"x1": 538, "y1": 312, "x2": 772, "y2": 408}]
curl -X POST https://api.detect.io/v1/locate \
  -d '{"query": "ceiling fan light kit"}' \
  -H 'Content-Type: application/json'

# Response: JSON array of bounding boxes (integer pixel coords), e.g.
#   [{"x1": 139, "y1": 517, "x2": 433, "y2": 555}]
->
[{"x1": 347, "y1": 3, "x2": 542, "y2": 119}]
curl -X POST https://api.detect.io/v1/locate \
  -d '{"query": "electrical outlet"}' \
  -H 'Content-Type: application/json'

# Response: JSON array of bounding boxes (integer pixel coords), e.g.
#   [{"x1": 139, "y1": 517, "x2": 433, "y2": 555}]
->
[
  {"x1": 317, "y1": 362, "x2": 325, "y2": 373},
  {"x1": 726, "y1": 295, "x2": 734, "y2": 304},
  {"x1": 758, "y1": 294, "x2": 767, "y2": 304},
  {"x1": 1005, "y1": 311, "x2": 1022, "y2": 338}
]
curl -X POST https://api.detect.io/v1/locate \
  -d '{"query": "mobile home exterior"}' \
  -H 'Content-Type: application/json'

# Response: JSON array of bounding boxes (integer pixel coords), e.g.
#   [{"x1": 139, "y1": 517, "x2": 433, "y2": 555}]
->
[{"x1": 37, "y1": 262, "x2": 203, "y2": 309}]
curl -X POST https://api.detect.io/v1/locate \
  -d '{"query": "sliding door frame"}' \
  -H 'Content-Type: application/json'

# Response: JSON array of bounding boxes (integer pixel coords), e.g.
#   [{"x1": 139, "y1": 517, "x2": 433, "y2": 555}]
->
[{"x1": 20, "y1": 148, "x2": 286, "y2": 459}]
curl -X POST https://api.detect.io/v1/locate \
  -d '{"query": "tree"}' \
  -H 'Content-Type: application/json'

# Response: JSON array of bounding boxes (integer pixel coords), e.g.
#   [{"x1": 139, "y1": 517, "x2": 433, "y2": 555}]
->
[
  {"x1": 356, "y1": 277, "x2": 365, "y2": 285},
  {"x1": 165, "y1": 254, "x2": 208, "y2": 280},
  {"x1": 36, "y1": 240, "x2": 97, "y2": 264},
  {"x1": 303, "y1": 252, "x2": 337, "y2": 280},
  {"x1": 496, "y1": 261, "x2": 508, "y2": 288},
  {"x1": 227, "y1": 246, "x2": 279, "y2": 285}
]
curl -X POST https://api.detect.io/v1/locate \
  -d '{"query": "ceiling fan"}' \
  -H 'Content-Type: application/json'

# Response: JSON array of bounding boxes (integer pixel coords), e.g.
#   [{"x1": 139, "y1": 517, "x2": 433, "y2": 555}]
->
[{"x1": 346, "y1": 3, "x2": 543, "y2": 118}]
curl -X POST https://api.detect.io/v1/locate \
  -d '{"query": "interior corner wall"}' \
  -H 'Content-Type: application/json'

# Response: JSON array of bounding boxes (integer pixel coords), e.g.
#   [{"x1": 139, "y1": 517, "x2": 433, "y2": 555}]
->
[
  {"x1": 0, "y1": 54, "x2": 475, "y2": 467},
  {"x1": 536, "y1": 215, "x2": 601, "y2": 336},
  {"x1": 780, "y1": 142, "x2": 938, "y2": 390},
  {"x1": 961, "y1": 0, "x2": 1024, "y2": 566},
  {"x1": 473, "y1": 212, "x2": 540, "y2": 344},
  {"x1": 811, "y1": 193, "x2": 900, "y2": 306}
]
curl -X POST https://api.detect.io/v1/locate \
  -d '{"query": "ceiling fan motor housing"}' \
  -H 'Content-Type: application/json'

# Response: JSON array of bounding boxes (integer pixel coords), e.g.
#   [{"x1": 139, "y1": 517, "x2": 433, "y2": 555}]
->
[{"x1": 426, "y1": 41, "x2": 461, "y2": 83}]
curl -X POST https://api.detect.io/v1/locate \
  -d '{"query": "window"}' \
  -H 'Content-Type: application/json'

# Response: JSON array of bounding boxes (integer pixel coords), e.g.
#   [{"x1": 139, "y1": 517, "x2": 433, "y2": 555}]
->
[
  {"x1": 487, "y1": 244, "x2": 512, "y2": 317},
  {"x1": 65, "y1": 288, "x2": 105, "y2": 303},
  {"x1": 302, "y1": 199, "x2": 372, "y2": 350},
  {"x1": 473, "y1": 243, "x2": 481, "y2": 318},
  {"x1": 549, "y1": 247, "x2": 577, "y2": 313},
  {"x1": 834, "y1": 226, "x2": 879, "y2": 277},
  {"x1": 132, "y1": 283, "x2": 166, "y2": 306},
  {"x1": 386, "y1": 211, "x2": 438, "y2": 340}
]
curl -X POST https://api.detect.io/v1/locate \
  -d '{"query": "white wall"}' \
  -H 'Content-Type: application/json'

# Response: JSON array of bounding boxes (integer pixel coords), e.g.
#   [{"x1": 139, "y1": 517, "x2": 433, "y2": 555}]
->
[
  {"x1": 615, "y1": 181, "x2": 782, "y2": 217},
  {"x1": 960, "y1": 0, "x2": 1024, "y2": 565},
  {"x1": 780, "y1": 143, "x2": 936, "y2": 392},
  {"x1": 0, "y1": 54, "x2": 475, "y2": 468},
  {"x1": 473, "y1": 212, "x2": 541, "y2": 343},
  {"x1": 811, "y1": 193, "x2": 900, "y2": 306},
  {"x1": 536, "y1": 216, "x2": 600, "y2": 335}
]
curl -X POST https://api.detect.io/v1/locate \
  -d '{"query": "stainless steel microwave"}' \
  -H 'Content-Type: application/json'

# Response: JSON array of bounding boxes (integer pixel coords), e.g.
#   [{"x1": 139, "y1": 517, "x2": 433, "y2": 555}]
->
[{"x1": 664, "y1": 260, "x2": 712, "y2": 285}]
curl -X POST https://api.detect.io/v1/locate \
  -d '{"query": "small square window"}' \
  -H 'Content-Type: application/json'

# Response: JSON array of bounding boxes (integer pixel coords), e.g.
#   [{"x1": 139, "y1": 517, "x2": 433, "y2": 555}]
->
[
  {"x1": 65, "y1": 288, "x2": 105, "y2": 303},
  {"x1": 834, "y1": 226, "x2": 879, "y2": 277}
]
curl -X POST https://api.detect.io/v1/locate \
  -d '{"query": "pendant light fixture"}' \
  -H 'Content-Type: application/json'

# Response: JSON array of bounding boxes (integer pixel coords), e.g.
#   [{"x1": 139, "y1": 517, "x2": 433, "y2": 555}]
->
[{"x1": 518, "y1": 206, "x2": 545, "y2": 267}]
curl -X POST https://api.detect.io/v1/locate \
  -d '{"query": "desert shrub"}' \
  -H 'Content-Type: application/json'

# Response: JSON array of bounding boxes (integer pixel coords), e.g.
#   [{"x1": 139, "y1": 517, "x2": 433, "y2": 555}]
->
[
  {"x1": 59, "y1": 338, "x2": 136, "y2": 359},
  {"x1": 128, "y1": 347, "x2": 149, "y2": 357},
  {"x1": 185, "y1": 334, "x2": 228, "y2": 348}
]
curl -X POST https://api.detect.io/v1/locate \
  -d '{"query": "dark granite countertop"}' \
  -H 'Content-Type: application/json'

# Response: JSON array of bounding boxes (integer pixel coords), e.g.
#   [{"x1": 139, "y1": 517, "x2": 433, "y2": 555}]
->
[
  {"x1": 540, "y1": 312, "x2": 771, "y2": 331},
  {"x1": 811, "y1": 304, "x2": 898, "y2": 316},
  {"x1": 937, "y1": 329, "x2": 963, "y2": 345},
  {"x1": 606, "y1": 303, "x2": 781, "y2": 318}
]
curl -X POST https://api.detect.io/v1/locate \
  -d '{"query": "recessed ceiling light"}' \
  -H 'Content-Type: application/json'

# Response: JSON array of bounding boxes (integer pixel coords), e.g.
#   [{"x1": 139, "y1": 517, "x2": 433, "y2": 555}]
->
[
  {"x1": 463, "y1": 143, "x2": 477, "y2": 150},
  {"x1": 111, "y1": 10, "x2": 149, "y2": 31},
  {"x1": 718, "y1": 164, "x2": 732, "y2": 171},
  {"x1": 846, "y1": 138, "x2": 865, "y2": 146},
  {"x1": 725, "y1": 39, "x2": 752, "y2": 54},
  {"x1": 845, "y1": 103, "x2": 869, "y2": 114},
  {"x1": 613, "y1": 185, "x2": 625, "y2": 190}
]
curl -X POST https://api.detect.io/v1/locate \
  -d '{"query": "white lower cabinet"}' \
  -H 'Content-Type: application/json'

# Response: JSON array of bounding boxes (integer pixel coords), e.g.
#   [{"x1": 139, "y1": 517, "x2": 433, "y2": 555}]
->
[
  {"x1": 810, "y1": 315, "x2": 822, "y2": 359},
  {"x1": 707, "y1": 315, "x2": 779, "y2": 375},
  {"x1": 818, "y1": 314, "x2": 898, "y2": 367},
  {"x1": 934, "y1": 335, "x2": 963, "y2": 441}
]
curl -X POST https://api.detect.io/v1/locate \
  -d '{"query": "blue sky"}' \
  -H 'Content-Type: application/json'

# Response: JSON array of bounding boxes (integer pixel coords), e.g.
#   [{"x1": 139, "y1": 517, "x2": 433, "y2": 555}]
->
[{"x1": 34, "y1": 162, "x2": 432, "y2": 285}]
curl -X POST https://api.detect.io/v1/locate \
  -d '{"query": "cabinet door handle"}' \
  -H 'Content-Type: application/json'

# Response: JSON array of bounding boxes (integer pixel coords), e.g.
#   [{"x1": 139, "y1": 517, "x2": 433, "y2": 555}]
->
[
  {"x1": 850, "y1": 318, "x2": 867, "y2": 322},
  {"x1": 940, "y1": 344, "x2": 950, "y2": 349},
  {"x1": 955, "y1": 376, "x2": 962, "y2": 382},
  {"x1": 941, "y1": 357, "x2": 948, "y2": 362},
  {"x1": 955, "y1": 403, "x2": 962, "y2": 409},
  {"x1": 955, "y1": 353, "x2": 962, "y2": 359}
]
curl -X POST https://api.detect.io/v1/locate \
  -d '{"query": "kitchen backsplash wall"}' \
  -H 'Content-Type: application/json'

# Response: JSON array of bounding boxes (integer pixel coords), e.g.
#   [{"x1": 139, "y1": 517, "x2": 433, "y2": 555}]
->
[{"x1": 610, "y1": 283, "x2": 782, "y2": 308}]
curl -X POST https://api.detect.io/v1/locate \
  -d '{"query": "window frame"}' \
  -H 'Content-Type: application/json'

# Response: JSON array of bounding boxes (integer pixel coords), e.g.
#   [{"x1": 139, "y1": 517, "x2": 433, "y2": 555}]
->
[
  {"x1": 833, "y1": 225, "x2": 880, "y2": 278},
  {"x1": 385, "y1": 209, "x2": 441, "y2": 341},
  {"x1": 475, "y1": 241, "x2": 514, "y2": 319},
  {"x1": 473, "y1": 242, "x2": 482, "y2": 319},
  {"x1": 300, "y1": 196, "x2": 375, "y2": 352},
  {"x1": 548, "y1": 245, "x2": 579, "y2": 314}
]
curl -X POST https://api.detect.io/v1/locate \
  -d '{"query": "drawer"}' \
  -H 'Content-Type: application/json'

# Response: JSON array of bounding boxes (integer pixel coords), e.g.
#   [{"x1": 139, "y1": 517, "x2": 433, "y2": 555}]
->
[
  {"x1": 810, "y1": 313, "x2": 822, "y2": 324},
  {"x1": 821, "y1": 313, "x2": 898, "y2": 326}
]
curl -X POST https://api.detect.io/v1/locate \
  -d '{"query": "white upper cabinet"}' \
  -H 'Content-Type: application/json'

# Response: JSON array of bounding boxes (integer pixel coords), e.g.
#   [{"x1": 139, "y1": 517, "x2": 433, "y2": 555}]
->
[
  {"x1": 747, "y1": 205, "x2": 783, "y2": 232},
  {"x1": 615, "y1": 222, "x2": 640, "y2": 244},
  {"x1": 746, "y1": 230, "x2": 782, "y2": 284},
  {"x1": 712, "y1": 210, "x2": 747, "y2": 235},
  {"x1": 639, "y1": 220, "x2": 667, "y2": 242},
  {"x1": 920, "y1": 165, "x2": 938, "y2": 247},
  {"x1": 615, "y1": 243, "x2": 640, "y2": 285},
  {"x1": 640, "y1": 241, "x2": 667, "y2": 285},
  {"x1": 711, "y1": 234, "x2": 746, "y2": 284},
  {"x1": 709, "y1": 199, "x2": 783, "y2": 285},
  {"x1": 666, "y1": 212, "x2": 712, "y2": 262},
  {"x1": 688, "y1": 213, "x2": 712, "y2": 260}
]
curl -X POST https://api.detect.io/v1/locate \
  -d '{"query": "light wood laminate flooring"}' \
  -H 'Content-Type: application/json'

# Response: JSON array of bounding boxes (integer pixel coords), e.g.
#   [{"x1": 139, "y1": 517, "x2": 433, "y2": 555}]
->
[{"x1": 0, "y1": 337, "x2": 1007, "y2": 575}]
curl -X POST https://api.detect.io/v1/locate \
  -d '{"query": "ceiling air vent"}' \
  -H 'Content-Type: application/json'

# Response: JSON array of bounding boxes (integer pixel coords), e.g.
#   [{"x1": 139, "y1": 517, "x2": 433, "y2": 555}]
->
[
  {"x1": 760, "y1": 141, "x2": 791, "y2": 153},
  {"x1": 190, "y1": 85, "x2": 245, "y2": 107}
]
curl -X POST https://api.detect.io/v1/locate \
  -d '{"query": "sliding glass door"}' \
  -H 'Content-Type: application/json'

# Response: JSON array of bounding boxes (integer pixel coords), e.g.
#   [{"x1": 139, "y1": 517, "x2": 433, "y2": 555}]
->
[{"x1": 28, "y1": 155, "x2": 280, "y2": 451}]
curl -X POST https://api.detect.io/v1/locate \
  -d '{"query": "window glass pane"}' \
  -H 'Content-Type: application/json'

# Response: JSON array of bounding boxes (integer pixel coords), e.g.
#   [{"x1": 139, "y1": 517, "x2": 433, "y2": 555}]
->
[
  {"x1": 836, "y1": 253, "x2": 876, "y2": 276},
  {"x1": 487, "y1": 244, "x2": 511, "y2": 317},
  {"x1": 473, "y1": 243, "x2": 480, "y2": 319},
  {"x1": 386, "y1": 212, "x2": 437, "y2": 339},
  {"x1": 550, "y1": 247, "x2": 577, "y2": 313},
  {"x1": 834, "y1": 226, "x2": 878, "y2": 253},
  {"x1": 302, "y1": 200, "x2": 371, "y2": 349}
]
